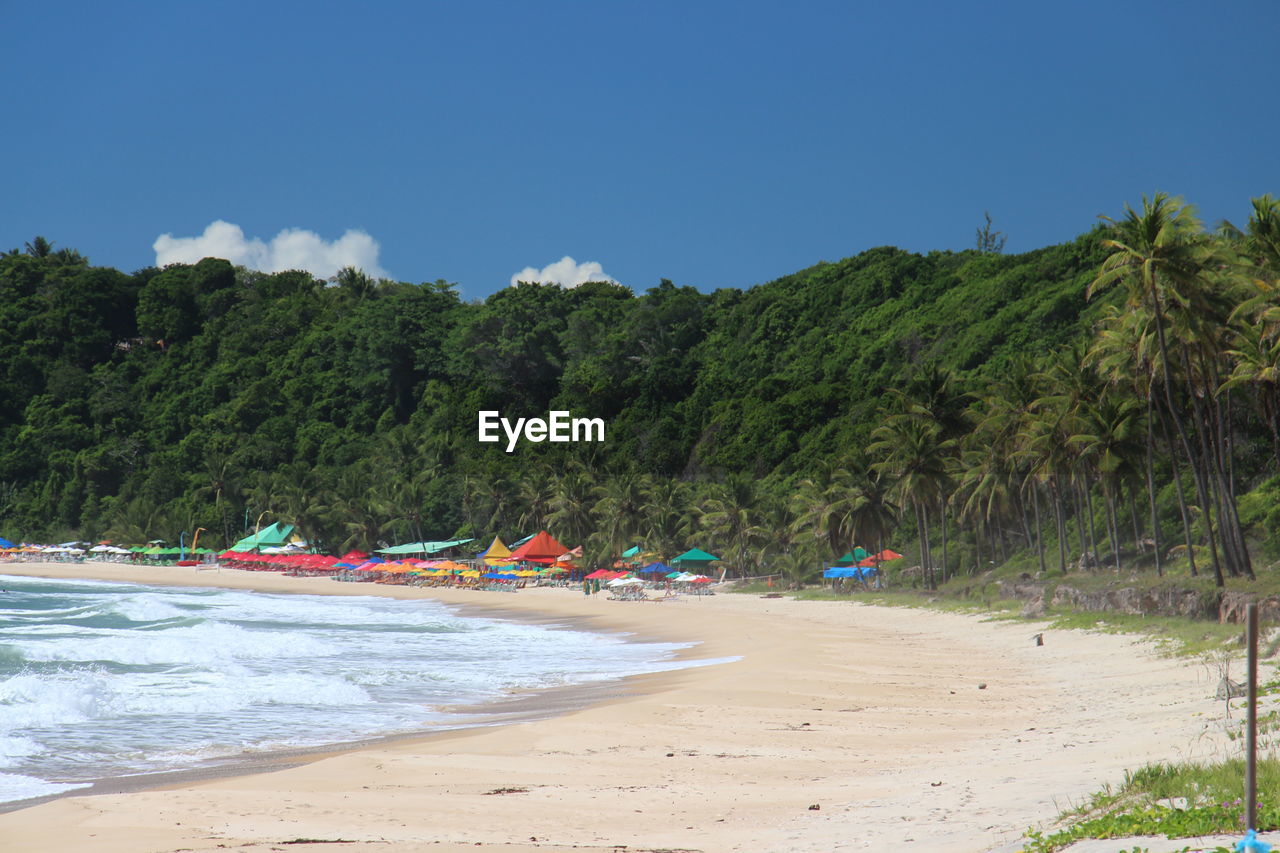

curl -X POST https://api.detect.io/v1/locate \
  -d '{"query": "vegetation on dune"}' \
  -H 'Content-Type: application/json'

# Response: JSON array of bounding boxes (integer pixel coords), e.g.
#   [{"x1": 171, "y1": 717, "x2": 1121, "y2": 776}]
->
[{"x1": 1, "y1": 195, "x2": 1279, "y2": 593}]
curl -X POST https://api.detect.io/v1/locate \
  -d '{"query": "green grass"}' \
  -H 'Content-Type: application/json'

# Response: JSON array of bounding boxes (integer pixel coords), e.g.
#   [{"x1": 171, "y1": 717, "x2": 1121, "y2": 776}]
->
[
  {"x1": 1021, "y1": 758, "x2": 1280, "y2": 852},
  {"x1": 1040, "y1": 609, "x2": 1245, "y2": 657},
  {"x1": 728, "y1": 565, "x2": 1271, "y2": 657}
]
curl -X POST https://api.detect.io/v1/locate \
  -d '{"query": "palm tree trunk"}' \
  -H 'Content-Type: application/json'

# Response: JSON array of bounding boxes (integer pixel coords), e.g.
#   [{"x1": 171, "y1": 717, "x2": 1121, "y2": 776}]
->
[
  {"x1": 1074, "y1": 481, "x2": 1089, "y2": 566},
  {"x1": 1149, "y1": 283, "x2": 1220, "y2": 586},
  {"x1": 1156, "y1": 403, "x2": 1197, "y2": 577},
  {"x1": 939, "y1": 499, "x2": 949, "y2": 585},
  {"x1": 1030, "y1": 482, "x2": 1047, "y2": 576},
  {"x1": 1082, "y1": 477, "x2": 1099, "y2": 570},
  {"x1": 973, "y1": 519, "x2": 983, "y2": 576},
  {"x1": 1210, "y1": 371, "x2": 1254, "y2": 580},
  {"x1": 1017, "y1": 493, "x2": 1033, "y2": 551},
  {"x1": 1127, "y1": 482, "x2": 1142, "y2": 561},
  {"x1": 1051, "y1": 479, "x2": 1068, "y2": 574},
  {"x1": 1103, "y1": 485, "x2": 1121, "y2": 572},
  {"x1": 1145, "y1": 395, "x2": 1163, "y2": 577},
  {"x1": 914, "y1": 499, "x2": 933, "y2": 589}
]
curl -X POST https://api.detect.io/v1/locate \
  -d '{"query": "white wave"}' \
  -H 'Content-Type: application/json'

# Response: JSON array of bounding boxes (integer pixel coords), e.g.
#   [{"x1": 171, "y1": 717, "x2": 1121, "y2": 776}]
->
[
  {"x1": 0, "y1": 772, "x2": 89, "y2": 803},
  {"x1": 0, "y1": 578, "x2": 726, "y2": 806},
  {"x1": 0, "y1": 671, "x2": 114, "y2": 727},
  {"x1": 0, "y1": 734, "x2": 41, "y2": 760},
  {"x1": 10, "y1": 620, "x2": 339, "y2": 666},
  {"x1": 111, "y1": 595, "x2": 190, "y2": 623}
]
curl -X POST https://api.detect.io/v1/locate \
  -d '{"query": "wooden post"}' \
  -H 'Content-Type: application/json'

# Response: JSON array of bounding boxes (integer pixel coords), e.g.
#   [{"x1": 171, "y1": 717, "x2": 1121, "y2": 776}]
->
[{"x1": 1245, "y1": 601, "x2": 1258, "y2": 832}]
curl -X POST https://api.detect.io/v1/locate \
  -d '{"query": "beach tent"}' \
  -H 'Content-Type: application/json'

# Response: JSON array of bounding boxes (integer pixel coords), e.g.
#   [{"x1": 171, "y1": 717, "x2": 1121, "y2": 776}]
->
[
  {"x1": 508, "y1": 530, "x2": 567, "y2": 564},
  {"x1": 376, "y1": 538, "x2": 475, "y2": 557},
  {"x1": 834, "y1": 547, "x2": 871, "y2": 566},
  {"x1": 672, "y1": 548, "x2": 718, "y2": 568},
  {"x1": 824, "y1": 567, "x2": 867, "y2": 579},
  {"x1": 874, "y1": 549, "x2": 904, "y2": 561},
  {"x1": 639, "y1": 561, "x2": 672, "y2": 575},
  {"x1": 479, "y1": 535, "x2": 513, "y2": 566},
  {"x1": 0, "y1": 537, "x2": 13, "y2": 549},
  {"x1": 231, "y1": 522, "x2": 296, "y2": 552}
]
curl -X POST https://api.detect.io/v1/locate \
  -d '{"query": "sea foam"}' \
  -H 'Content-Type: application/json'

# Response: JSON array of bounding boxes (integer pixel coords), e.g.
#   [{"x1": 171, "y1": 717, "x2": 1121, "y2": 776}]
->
[{"x1": 0, "y1": 574, "x2": 708, "y2": 805}]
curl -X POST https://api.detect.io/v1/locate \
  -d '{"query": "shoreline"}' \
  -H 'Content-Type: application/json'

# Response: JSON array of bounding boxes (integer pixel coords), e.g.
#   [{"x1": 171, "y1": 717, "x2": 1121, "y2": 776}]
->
[
  {"x1": 0, "y1": 563, "x2": 719, "y2": 814},
  {"x1": 0, "y1": 560, "x2": 1248, "y2": 852}
]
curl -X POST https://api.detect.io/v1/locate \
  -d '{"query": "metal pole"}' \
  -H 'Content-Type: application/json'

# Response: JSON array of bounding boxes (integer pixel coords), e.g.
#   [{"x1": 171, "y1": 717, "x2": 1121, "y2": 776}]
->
[{"x1": 1245, "y1": 601, "x2": 1258, "y2": 832}]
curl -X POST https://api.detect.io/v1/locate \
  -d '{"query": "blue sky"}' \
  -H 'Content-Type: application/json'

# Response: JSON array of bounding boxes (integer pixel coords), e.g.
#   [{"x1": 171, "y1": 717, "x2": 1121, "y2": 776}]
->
[{"x1": 3, "y1": 1, "x2": 1276, "y2": 299}]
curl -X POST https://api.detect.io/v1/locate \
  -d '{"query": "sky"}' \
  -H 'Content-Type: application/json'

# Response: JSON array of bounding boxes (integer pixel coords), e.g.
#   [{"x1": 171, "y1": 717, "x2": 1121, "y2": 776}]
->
[{"x1": 2, "y1": 1, "x2": 1277, "y2": 299}]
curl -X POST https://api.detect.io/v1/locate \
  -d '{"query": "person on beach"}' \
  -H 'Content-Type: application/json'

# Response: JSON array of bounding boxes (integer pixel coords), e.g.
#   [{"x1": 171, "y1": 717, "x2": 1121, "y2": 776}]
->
[{"x1": 583, "y1": 577, "x2": 591, "y2": 596}]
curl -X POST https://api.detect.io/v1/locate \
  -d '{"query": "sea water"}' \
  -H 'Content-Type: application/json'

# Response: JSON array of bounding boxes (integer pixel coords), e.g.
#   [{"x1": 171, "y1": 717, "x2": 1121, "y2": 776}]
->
[{"x1": 0, "y1": 574, "x2": 709, "y2": 806}]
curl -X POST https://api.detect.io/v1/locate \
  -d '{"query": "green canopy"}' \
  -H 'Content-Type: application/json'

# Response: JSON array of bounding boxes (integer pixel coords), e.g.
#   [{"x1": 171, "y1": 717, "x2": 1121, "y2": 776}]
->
[
  {"x1": 672, "y1": 547, "x2": 718, "y2": 565},
  {"x1": 621, "y1": 545, "x2": 642, "y2": 558},
  {"x1": 835, "y1": 547, "x2": 871, "y2": 565},
  {"x1": 231, "y1": 522, "x2": 296, "y2": 552},
  {"x1": 376, "y1": 538, "x2": 475, "y2": 556}
]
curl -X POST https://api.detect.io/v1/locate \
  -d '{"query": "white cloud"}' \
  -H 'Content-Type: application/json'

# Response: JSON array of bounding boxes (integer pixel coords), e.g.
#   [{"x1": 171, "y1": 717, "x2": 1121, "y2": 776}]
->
[
  {"x1": 153, "y1": 220, "x2": 388, "y2": 279},
  {"x1": 510, "y1": 255, "x2": 616, "y2": 288}
]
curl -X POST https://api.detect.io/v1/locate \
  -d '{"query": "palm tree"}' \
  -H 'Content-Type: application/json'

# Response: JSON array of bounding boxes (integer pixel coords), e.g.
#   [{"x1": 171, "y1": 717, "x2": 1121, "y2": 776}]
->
[
  {"x1": 548, "y1": 465, "x2": 597, "y2": 548},
  {"x1": 868, "y1": 413, "x2": 949, "y2": 588},
  {"x1": 789, "y1": 458, "x2": 858, "y2": 558},
  {"x1": 699, "y1": 473, "x2": 764, "y2": 579},
  {"x1": 24, "y1": 236, "x2": 53, "y2": 258},
  {"x1": 1222, "y1": 321, "x2": 1280, "y2": 471},
  {"x1": 193, "y1": 453, "x2": 244, "y2": 549},
  {"x1": 1069, "y1": 395, "x2": 1146, "y2": 572},
  {"x1": 516, "y1": 470, "x2": 555, "y2": 534},
  {"x1": 592, "y1": 472, "x2": 650, "y2": 561},
  {"x1": 847, "y1": 466, "x2": 899, "y2": 562},
  {"x1": 641, "y1": 478, "x2": 694, "y2": 562},
  {"x1": 1089, "y1": 194, "x2": 1245, "y2": 586}
]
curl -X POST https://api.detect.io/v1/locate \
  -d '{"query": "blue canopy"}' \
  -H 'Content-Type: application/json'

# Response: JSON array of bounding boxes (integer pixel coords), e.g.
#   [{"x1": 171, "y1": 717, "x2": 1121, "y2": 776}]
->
[
  {"x1": 639, "y1": 561, "x2": 672, "y2": 574},
  {"x1": 0, "y1": 537, "x2": 14, "y2": 549},
  {"x1": 823, "y1": 566, "x2": 877, "y2": 580}
]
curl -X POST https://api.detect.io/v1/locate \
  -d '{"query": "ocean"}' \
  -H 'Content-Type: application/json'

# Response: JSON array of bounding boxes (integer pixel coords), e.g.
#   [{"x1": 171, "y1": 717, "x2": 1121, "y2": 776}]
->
[{"x1": 0, "y1": 574, "x2": 709, "y2": 806}]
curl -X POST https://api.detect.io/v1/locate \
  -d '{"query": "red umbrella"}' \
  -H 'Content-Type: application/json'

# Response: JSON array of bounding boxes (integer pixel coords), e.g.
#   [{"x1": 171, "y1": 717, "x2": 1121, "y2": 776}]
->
[{"x1": 875, "y1": 549, "x2": 903, "y2": 561}]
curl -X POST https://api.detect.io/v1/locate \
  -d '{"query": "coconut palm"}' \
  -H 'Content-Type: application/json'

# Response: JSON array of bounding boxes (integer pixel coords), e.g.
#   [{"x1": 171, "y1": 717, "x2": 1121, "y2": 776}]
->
[
  {"x1": 1089, "y1": 194, "x2": 1243, "y2": 585},
  {"x1": 868, "y1": 413, "x2": 949, "y2": 588},
  {"x1": 699, "y1": 473, "x2": 764, "y2": 579}
]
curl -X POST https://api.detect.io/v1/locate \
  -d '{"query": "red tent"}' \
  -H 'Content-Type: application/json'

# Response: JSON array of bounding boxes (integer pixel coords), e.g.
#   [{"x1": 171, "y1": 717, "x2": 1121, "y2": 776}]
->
[
  {"x1": 875, "y1": 549, "x2": 904, "y2": 561},
  {"x1": 509, "y1": 530, "x2": 568, "y2": 564}
]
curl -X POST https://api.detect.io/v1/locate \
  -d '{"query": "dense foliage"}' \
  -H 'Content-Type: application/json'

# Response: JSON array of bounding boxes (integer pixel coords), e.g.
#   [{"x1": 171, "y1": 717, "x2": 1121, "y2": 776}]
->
[{"x1": 2, "y1": 195, "x2": 1277, "y2": 586}]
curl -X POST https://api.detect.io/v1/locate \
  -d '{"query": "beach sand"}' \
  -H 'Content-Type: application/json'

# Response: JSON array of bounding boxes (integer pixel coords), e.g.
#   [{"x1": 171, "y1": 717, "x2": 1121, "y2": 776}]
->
[{"x1": 0, "y1": 561, "x2": 1256, "y2": 852}]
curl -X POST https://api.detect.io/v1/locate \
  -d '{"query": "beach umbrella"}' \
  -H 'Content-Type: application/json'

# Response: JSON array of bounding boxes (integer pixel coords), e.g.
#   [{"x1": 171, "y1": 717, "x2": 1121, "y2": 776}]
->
[{"x1": 874, "y1": 549, "x2": 904, "y2": 561}]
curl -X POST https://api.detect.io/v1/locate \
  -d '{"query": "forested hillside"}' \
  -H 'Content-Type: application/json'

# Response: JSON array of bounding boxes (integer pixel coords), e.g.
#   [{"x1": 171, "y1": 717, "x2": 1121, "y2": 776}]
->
[{"x1": 3, "y1": 195, "x2": 1278, "y2": 588}]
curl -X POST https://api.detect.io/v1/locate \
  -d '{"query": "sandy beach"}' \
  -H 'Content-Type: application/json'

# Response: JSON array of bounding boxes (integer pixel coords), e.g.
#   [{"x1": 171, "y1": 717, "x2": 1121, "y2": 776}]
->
[{"x1": 0, "y1": 561, "x2": 1254, "y2": 852}]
